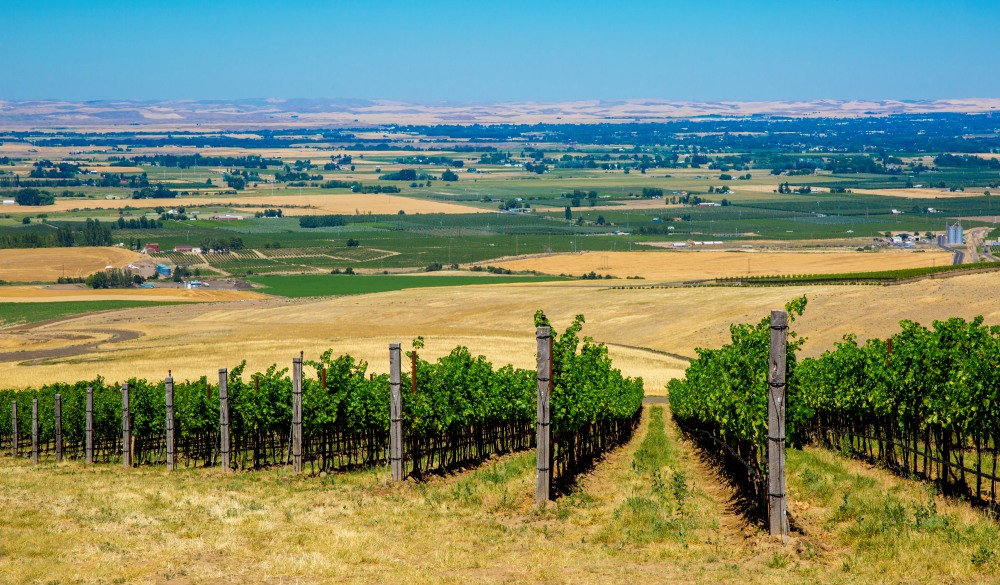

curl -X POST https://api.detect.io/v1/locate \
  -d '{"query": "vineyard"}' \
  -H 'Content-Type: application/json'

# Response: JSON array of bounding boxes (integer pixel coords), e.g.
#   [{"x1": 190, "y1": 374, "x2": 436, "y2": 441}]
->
[
  {"x1": 0, "y1": 315, "x2": 643, "y2": 498},
  {"x1": 669, "y1": 295, "x2": 1000, "y2": 524},
  {"x1": 148, "y1": 247, "x2": 403, "y2": 275}
]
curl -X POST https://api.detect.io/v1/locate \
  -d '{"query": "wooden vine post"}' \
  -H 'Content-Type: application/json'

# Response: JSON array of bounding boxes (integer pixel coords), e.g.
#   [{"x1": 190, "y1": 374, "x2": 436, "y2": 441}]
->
[
  {"x1": 122, "y1": 383, "x2": 131, "y2": 468},
  {"x1": 411, "y1": 351, "x2": 417, "y2": 394},
  {"x1": 85, "y1": 387, "x2": 93, "y2": 464},
  {"x1": 535, "y1": 326, "x2": 553, "y2": 507},
  {"x1": 11, "y1": 400, "x2": 17, "y2": 457},
  {"x1": 31, "y1": 398, "x2": 39, "y2": 465},
  {"x1": 54, "y1": 394, "x2": 62, "y2": 463},
  {"x1": 768, "y1": 309, "x2": 789, "y2": 539},
  {"x1": 389, "y1": 343, "x2": 403, "y2": 482},
  {"x1": 292, "y1": 353, "x2": 303, "y2": 474},
  {"x1": 165, "y1": 373, "x2": 175, "y2": 471},
  {"x1": 219, "y1": 368, "x2": 230, "y2": 471}
]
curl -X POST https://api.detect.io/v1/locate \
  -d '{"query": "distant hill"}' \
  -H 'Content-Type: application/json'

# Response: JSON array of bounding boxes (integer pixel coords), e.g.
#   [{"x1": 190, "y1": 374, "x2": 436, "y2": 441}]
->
[{"x1": 1, "y1": 98, "x2": 999, "y2": 129}]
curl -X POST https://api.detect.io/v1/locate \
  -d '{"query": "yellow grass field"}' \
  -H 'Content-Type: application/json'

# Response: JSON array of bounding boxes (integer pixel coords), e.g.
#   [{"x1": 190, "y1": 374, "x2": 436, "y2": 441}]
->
[
  {"x1": 2, "y1": 272, "x2": 999, "y2": 393},
  {"x1": 16, "y1": 193, "x2": 485, "y2": 215},
  {"x1": 488, "y1": 249, "x2": 950, "y2": 280},
  {"x1": 0, "y1": 285, "x2": 266, "y2": 303},
  {"x1": 0, "y1": 247, "x2": 143, "y2": 282}
]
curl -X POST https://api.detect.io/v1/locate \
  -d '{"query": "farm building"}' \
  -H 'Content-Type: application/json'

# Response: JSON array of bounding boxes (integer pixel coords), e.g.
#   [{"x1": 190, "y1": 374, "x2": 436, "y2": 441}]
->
[
  {"x1": 2, "y1": 200, "x2": 14, "y2": 205},
  {"x1": 156, "y1": 264, "x2": 171, "y2": 277},
  {"x1": 211, "y1": 215, "x2": 243, "y2": 221},
  {"x1": 144, "y1": 243, "x2": 160, "y2": 253},
  {"x1": 174, "y1": 245, "x2": 194, "y2": 252}
]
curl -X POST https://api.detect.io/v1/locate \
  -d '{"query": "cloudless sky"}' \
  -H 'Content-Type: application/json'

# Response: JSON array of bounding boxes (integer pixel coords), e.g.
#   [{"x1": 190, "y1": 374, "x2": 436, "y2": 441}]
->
[{"x1": 1, "y1": 0, "x2": 998, "y2": 102}]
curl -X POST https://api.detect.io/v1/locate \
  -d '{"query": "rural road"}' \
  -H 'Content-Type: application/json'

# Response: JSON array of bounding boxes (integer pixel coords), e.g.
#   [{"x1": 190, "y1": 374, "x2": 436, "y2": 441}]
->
[{"x1": 966, "y1": 227, "x2": 995, "y2": 263}]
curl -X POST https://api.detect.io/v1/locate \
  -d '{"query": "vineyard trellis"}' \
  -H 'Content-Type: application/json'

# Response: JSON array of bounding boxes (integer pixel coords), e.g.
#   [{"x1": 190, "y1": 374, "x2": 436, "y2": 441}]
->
[
  {"x1": 668, "y1": 298, "x2": 805, "y2": 530},
  {"x1": 797, "y1": 315, "x2": 1000, "y2": 509},
  {"x1": 0, "y1": 314, "x2": 644, "y2": 498},
  {"x1": 670, "y1": 297, "x2": 1000, "y2": 528}
]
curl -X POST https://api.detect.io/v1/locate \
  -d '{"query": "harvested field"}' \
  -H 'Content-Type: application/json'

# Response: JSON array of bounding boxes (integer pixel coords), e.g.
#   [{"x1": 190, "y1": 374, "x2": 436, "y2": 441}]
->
[
  {"x1": 0, "y1": 247, "x2": 142, "y2": 282},
  {"x1": 488, "y1": 249, "x2": 950, "y2": 280},
  {"x1": 0, "y1": 286, "x2": 265, "y2": 303},
  {"x1": 2, "y1": 272, "x2": 999, "y2": 393},
  {"x1": 18, "y1": 193, "x2": 485, "y2": 215}
]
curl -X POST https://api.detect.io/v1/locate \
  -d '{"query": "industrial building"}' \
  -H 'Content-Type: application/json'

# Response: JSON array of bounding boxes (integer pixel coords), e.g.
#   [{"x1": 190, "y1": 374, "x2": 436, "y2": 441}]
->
[{"x1": 946, "y1": 221, "x2": 964, "y2": 246}]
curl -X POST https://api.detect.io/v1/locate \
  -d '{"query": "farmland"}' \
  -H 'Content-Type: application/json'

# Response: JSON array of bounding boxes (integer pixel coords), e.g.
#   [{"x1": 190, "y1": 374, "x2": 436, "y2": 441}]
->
[
  {"x1": 0, "y1": 300, "x2": 179, "y2": 327},
  {"x1": 488, "y1": 249, "x2": 952, "y2": 280},
  {"x1": 4, "y1": 113, "x2": 1000, "y2": 583},
  {"x1": 249, "y1": 273, "x2": 568, "y2": 297},
  {"x1": 0, "y1": 247, "x2": 142, "y2": 282}
]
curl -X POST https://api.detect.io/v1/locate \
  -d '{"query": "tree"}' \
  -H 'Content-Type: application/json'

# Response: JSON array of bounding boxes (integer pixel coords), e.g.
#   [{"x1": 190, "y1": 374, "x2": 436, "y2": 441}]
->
[
  {"x1": 15, "y1": 188, "x2": 55, "y2": 206},
  {"x1": 564, "y1": 206, "x2": 572, "y2": 220},
  {"x1": 346, "y1": 238, "x2": 360, "y2": 247},
  {"x1": 440, "y1": 169, "x2": 459, "y2": 182}
]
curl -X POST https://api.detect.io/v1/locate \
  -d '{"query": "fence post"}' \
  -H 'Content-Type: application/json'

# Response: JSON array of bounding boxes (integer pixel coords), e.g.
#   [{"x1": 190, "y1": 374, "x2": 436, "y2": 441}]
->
[
  {"x1": 85, "y1": 387, "x2": 93, "y2": 464},
  {"x1": 11, "y1": 400, "x2": 17, "y2": 457},
  {"x1": 535, "y1": 326, "x2": 552, "y2": 507},
  {"x1": 219, "y1": 368, "x2": 230, "y2": 472},
  {"x1": 165, "y1": 374, "x2": 174, "y2": 471},
  {"x1": 122, "y1": 383, "x2": 131, "y2": 468},
  {"x1": 31, "y1": 399, "x2": 39, "y2": 465},
  {"x1": 55, "y1": 394, "x2": 62, "y2": 463},
  {"x1": 768, "y1": 309, "x2": 789, "y2": 539},
  {"x1": 389, "y1": 343, "x2": 403, "y2": 482},
  {"x1": 292, "y1": 354, "x2": 303, "y2": 474}
]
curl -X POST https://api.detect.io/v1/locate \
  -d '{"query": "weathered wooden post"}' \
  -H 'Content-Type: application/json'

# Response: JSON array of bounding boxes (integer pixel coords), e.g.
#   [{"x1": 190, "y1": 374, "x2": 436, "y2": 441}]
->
[
  {"x1": 535, "y1": 326, "x2": 552, "y2": 507},
  {"x1": 11, "y1": 400, "x2": 17, "y2": 457},
  {"x1": 54, "y1": 394, "x2": 62, "y2": 463},
  {"x1": 389, "y1": 343, "x2": 403, "y2": 482},
  {"x1": 122, "y1": 383, "x2": 131, "y2": 468},
  {"x1": 85, "y1": 387, "x2": 93, "y2": 464},
  {"x1": 768, "y1": 309, "x2": 789, "y2": 539},
  {"x1": 292, "y1": 353, "x2": 303, "y2": 474},
  {"x1": 31, "y1": 399, "x2": 39, "y2": 464},
  {"x1": 165, "y1": 374, "x2": 174, "y2": 471},
  {"x1": 219, "y1": 368, "x2": 230, "y2": 472}
]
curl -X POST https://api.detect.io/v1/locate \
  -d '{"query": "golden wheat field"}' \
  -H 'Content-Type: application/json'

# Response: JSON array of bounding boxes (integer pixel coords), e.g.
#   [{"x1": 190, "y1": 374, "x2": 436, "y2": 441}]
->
[
  {"x1": 0, "y1": 247, "x2": 143, "y2": 282},
  {"x1": 489, "y1": 249, "x2": 950, "y2": 280},
  {"x1": 2, "y1": 273, "x2": 998, "y2": 392},
  {"x1": 0, "y1": 285, "x2": 266, "y2": 303},
  {"x1": 20, "y1": 193, "x2": 485, "y2": 215}
]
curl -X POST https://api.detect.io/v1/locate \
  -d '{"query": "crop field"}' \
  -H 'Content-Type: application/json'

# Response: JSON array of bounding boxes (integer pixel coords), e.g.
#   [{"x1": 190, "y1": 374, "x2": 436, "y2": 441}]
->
[
  {"x1": 0, "y1": 286, "x2": 265, "y2": 303},
  {"x1": 2, "y1": 271, "x2": 999, "y2": 391},
  {"x1": 488, "y1": 249, "x2": 952, "y2": 280},
  {"x1": 12, "y1": 193, "x2": 488, "y2": 215},
  {"x1": 0, "y1": 247, "x2": 142, "y2": 282},
  {"x1": 0, "y1": 300, "x2": 179, "y2": 327},
  {"x1": 249, "y1": 273, "x2": 569, "y2": 297}
]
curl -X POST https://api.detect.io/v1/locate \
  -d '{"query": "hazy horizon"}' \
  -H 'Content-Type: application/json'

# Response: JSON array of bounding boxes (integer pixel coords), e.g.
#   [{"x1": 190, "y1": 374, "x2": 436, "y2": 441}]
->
[{"x1": 2, "y1": 0, "x2": 998, "y2": 103}]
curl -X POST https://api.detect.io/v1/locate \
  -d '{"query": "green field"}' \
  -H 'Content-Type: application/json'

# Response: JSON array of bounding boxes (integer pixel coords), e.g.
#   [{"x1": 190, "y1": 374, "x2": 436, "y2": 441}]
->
[
  {"x1": 248, "y1": 273, "x2": 568, "y2": 298},
  {"x1": 0, "y1": 300, "x2": 178, "y2": 327}
]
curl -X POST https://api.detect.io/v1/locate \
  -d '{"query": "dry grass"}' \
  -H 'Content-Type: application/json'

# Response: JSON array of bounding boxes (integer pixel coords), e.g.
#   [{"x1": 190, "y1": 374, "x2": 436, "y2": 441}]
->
[
  {"x1": 0, "y1": 286, "x2": 266, "y2": 303},
  {"x1": 0, "y1": 247, "x2": 143, "y2": 282},
  {"x1": 3, "y1": 272, "x2": 1000, "y2": 391},
  {"x1": 18, "y1": 193, "x2": 485, "y2": 215},
  {"x1": 489, "y1": 250, "x2": 949, "y2": 280},
  {"x1": 2, "y1": 406, "x2": 996, "y2": 583}
]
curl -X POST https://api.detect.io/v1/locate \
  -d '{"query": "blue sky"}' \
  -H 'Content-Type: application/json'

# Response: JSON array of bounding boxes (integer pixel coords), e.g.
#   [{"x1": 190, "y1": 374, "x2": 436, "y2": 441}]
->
[{"x1": 1, "y1": 0, "x2": 997, "y2": 102}]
